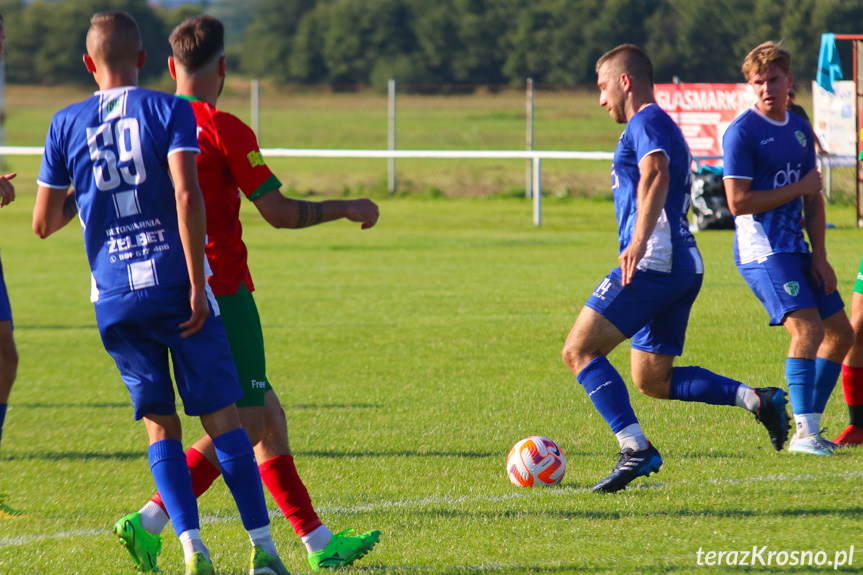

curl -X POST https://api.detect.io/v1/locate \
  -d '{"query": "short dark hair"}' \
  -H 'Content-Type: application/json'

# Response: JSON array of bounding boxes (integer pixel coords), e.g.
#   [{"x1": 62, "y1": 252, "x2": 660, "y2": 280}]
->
[
  {"x1": 169, "y1": 15, "x2": 224, "y2": 73},
  {"x1": 596, "y1": 44, "x2": 654, "y2": 87},
  {"x1": 86, "y1": 11, "x2": 143, "y2": 69}
]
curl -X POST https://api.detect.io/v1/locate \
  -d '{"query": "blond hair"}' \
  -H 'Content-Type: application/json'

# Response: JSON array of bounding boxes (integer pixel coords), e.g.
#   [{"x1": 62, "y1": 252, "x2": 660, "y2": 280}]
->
[{"x1": 742, "y1": 42, "x2": 791, "y2": 80}]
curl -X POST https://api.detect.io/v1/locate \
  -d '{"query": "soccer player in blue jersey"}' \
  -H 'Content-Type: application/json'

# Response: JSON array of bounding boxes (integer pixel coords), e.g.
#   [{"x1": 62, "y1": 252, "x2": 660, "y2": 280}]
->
[
  {"x1": 0, "y1": 12, "x2": 22, "y2": 519},
  {"x1": 722, "y1": 42, "x2": 854, "y2": 456},
  {"x1": 32, "y1": 12, "x2": 290, "y2": 575},
  {"x1": 562, "y1": 45, "x2": 791, "y2": 493}
]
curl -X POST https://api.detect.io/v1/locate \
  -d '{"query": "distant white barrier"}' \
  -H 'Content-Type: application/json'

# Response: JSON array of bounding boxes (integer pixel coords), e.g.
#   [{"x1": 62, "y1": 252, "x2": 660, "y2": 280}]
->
[{"x1": 1, "y1": 146, "x2": 615, "y2": 226}]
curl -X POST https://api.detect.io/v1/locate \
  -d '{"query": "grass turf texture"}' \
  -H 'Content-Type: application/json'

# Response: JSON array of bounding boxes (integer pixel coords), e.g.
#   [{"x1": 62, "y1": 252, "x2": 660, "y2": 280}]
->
[{"x1": 0, "y1": 194, "x2": 860, "y2": 574}]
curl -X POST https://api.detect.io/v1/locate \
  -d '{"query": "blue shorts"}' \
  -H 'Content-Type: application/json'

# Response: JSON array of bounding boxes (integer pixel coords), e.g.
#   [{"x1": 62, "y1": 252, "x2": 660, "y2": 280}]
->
[
  {"x1": 584, "y1": 267, "x2": 703, "y2": 356},
  {"x1": 94, "y1": 285, "x2": 243, "y2": 420},
  {"x1": 0, "y1": 252, "x2": 12, "y2": 327},
  {"x1": 738, "y1": 252, "x2": 845, "y2": 326}
]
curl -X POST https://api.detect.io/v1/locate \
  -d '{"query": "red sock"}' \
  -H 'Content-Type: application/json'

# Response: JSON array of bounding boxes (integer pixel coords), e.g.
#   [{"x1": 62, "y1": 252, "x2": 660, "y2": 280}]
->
[
  {"x1": 841, "y1": 364, "x2": 863, "y2": 406},
  {"x1": 259, "y1": 455, "x2": 322, "y2": 536},
  {"x1": 150, "y1": 447, "x2": 222, "y2": 514}
]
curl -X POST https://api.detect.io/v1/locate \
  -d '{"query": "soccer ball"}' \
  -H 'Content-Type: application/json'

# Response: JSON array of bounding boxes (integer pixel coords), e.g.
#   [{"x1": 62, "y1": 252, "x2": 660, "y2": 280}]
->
[{"x1": 506, "y1": 436, "x2": 566, "y2": 487}]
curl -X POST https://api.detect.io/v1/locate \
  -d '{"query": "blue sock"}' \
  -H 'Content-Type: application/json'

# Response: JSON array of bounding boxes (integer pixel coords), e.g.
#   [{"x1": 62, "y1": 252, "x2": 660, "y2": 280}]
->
[
  {"x1": 213, "y1": 428, "x2": 269, "y2": 531},
  {"x1": 668, "y1": 366, "x2": 740, "y2": 406},
  {"x1": 813, "y1": 357, "x2": 842, "y2": 414},
  {"x1": 0, "y1": 403, "x2": 7, "y2": 451},
  {"x1": 149, "y1": 439, "x2": 199, "y2": 536},
  {"x1": 786, "y1": 357, "x2": 815, "y2": 415},
  {"x1": 577, "y1": 356, "x2": 638, "y2": 433}
]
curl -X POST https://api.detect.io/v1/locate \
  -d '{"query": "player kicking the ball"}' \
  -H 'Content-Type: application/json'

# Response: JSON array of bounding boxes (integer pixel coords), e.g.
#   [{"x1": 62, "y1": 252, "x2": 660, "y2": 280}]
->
[
  {"x1": 113, "y1": 15, "x2": 380, "y2": 573},
  {"x1": 34, "y1": 11, "x2": 290, "y2": 575},
  {"x1": 722, "y1": 42, "x2": 853, "y2": 455},
  {"x1": 561, "y1": 45, "x2": 790, "y2": 493}
]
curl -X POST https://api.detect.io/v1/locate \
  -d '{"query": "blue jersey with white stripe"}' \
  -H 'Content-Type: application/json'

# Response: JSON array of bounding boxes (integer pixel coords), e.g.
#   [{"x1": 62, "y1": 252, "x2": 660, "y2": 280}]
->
[
  {"x1": 722, "y1": 106, "x2": 815, "y2": 265},
  {"x1": 612, "y1": 104, "x2": 702, "y2": 274},
  {"x1": 38, "y1": 87, "x2": 200, "y2": 301}
]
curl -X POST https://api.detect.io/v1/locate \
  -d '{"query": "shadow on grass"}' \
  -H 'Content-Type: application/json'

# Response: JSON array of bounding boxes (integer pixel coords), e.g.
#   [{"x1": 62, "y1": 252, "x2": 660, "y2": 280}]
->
[
  {"x1": 409, "y1": 505, "x2": 863, "y2": 522},
  {"x1": 290, "y1": 403, "x2": 382, "y2": 410},
  {"x1": 15, "y1": 402, "x2": 129, "y2": 409},
  {"x1": 347, "y1": 565, "x2": 860, "y2": 574},
  {"x1": 296, "y1": 449, "x2": 603, "y2": 459},
  {"x1": 3, "y1": 450, "x2": 144, "y2": 461}
]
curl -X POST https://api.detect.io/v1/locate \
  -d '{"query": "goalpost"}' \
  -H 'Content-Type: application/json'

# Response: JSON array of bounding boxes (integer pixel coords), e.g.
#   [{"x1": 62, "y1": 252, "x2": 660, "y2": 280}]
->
[{"x1": 831, "y1": 34, "x2": 863, "y2": 226}]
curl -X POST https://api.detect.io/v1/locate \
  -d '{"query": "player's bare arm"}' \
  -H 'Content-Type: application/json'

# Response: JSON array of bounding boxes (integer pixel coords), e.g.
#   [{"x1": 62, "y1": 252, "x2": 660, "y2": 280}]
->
[
  {"x1": 725, "y1": 168, "x2": 822, "y2": 216},
  {"x1": 33, "y1": 185, "x2": 75, "y2": 238},
  {"x1": 802, "y1": 191, "x2": 836, "y2": 294},
  {"x1": 169, "y1": 150, "x2": 209, "y2": 337},
  {"x1": 0, "y1": 172, "x2": 16, "y2": 207},
  {"x1": 620, "y1": 151, "x2": 669, "y2": 286},
  {"x1": 253, "y1": 190, "x2": 379, "y2": 230}
]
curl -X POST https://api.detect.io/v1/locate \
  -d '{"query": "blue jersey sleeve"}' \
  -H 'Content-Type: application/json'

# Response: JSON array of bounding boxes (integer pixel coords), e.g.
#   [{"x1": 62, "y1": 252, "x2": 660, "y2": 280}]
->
[
  {"x1": 721, "y1": 121, "x2": 754, "y2": 180},
  {"x1": 629, "y1": 110, "x2": 671, "y2": 164},
  {"x1": 37, "y1": 117, "x2": 72, "y2": 189},
  {"x1": 168, "y1": 98, "x2": 200, "y2": 156}
]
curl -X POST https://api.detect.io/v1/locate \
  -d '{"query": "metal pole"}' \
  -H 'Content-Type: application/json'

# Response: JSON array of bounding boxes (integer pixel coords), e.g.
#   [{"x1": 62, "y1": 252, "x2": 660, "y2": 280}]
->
[
  {"x1": 526, "y1": 78, "x2": 534, "y2": 199},
  {"x1": 388, "y1": 79, "x2": 396, "y2": 194},
  {"x1": 533, "y1": 157, "x2": 542, "y2": 226},
  {"x1": 251, "y1": 79, "x2": 260, "y2": 143}
]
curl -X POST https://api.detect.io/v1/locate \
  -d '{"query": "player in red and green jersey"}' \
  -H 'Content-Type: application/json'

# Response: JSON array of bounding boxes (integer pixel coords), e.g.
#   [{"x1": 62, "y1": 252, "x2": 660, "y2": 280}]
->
[{"x1": 113, "y1": 15, "x2": 380, "y2": 573}]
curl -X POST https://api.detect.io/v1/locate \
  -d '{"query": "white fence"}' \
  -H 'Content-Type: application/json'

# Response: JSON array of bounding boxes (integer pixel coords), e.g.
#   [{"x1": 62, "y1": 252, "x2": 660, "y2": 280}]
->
[{"x1": 1, "y1": 145, "x2": 613, "y2": 226}]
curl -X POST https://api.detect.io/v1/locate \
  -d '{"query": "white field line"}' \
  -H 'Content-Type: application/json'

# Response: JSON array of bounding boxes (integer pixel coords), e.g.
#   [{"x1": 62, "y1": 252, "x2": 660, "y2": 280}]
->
[{"x1": 2, "y1": 469, "x2": 862, "y2": 548}]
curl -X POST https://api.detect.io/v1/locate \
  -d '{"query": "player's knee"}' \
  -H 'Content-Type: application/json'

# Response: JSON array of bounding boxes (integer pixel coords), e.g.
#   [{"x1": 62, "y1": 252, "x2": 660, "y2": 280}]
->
[
  {"x1": 0, "y1": 338, "x2": 18, "y2": 386},
  {"x1": 561, "y1": 342, "x2": 590, "y2": 374},
  {"x1": 828, "y1": 319, "x2": 855, "y2": 356}
]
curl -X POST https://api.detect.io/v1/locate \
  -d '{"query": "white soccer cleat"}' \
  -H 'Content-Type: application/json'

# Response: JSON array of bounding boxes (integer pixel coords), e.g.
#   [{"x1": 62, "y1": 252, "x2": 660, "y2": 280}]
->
[{"x1": 788, "y1": 433, "x2": 834, "y2": 456}]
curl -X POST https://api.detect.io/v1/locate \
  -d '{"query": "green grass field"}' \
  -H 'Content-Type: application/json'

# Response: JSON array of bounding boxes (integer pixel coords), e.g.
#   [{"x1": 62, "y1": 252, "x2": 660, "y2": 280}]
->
[{"x1": 0, "y1": 193, "x2": 861, "y2": 574}]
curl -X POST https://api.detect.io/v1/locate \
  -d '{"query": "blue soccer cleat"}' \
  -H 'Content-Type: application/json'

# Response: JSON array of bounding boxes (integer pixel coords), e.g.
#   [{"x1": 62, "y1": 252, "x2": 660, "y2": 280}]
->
[{"x1": 591, "y1": 442, "x2": 662, "y2": 493}]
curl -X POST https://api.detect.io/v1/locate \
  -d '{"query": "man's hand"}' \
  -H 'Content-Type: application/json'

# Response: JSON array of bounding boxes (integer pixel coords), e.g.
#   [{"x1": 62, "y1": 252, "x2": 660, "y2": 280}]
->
[
  {"x1": 345, "y1": 198, "x2": 379, "y2": 229},
  {"x1": 0, "y1": 173, "x2": 16, "y2": 207},
  {"x1": 798, "y1": 168, "x2": 823, "y2": 197},
  {"x1": 619, "y1": 241, "x2": 647, "y2": 286},
  {"x1": 180, "y1": 286, "x2": 209, "y2": 337},
  {"x1": 810, "y1": 251, "x2": 837, "y2": 295}
]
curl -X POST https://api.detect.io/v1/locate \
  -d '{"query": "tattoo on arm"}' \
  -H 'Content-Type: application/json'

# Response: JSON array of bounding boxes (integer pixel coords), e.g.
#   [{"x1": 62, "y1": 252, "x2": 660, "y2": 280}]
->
[
  {"x1": 296, "y1": 200, "x2": 325, "y2": 228},
  {"x1": 62, "y1": 193, "x2": 78, "y2": 223}
]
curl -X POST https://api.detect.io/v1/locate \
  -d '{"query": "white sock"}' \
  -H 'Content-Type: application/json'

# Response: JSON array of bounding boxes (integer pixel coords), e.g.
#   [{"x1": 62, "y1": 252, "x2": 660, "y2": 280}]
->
[
  {"x1": 813, "y1": 412, "x2": 823, "y2": 429},
  {"x1": 615, "y1": 423, "x2": 648, "y2": 452},
  {"x1": 794, "y1": 413, "x2": 818, "y2": 437},
  {"x1": 179, "y1": 529, "x2": 208, "y2": 563},
  {"x1": 139, "y1": 501, "x2": 170, "y2": 535},
  {"x1": 735, "y1": 385, "x2": 759, "y2": 412},
  {"x1": 248, "y1": 525, "x2": 278, "y2": 557},
  {"x1": 302, "y1": 524, "x2": 334, "y2": 554}
]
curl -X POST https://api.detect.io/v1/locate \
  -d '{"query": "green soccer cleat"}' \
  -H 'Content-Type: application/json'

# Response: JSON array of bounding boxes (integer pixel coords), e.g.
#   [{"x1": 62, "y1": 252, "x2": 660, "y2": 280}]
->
[
  {"x1": 186, "y1": 552, "x2": 214, "y2": 575},
  {"x1": 0, "y1": 493, "x2": 23, "y2": 519},
  {"x1": 308, "y1": 528, "x2": 381, "y2": 571},
  {"x1": 114, "y1": 512, "x2": 163, "y2": 573},
  {"x1": 250, "y1": 545, "x2": 291, "y2": 575}
]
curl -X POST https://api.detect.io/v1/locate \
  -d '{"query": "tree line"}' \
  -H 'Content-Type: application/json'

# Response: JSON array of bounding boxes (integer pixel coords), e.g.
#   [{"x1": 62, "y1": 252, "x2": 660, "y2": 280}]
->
[{"x1": 2, "y1": 0, "x2": 863, "y2": 87}]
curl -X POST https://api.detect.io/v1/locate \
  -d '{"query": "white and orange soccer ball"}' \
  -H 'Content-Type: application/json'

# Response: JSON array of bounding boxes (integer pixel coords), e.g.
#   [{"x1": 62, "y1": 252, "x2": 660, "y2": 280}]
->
[{"x1": 506, "y1": 436, "x2": 566, "y2": 487}]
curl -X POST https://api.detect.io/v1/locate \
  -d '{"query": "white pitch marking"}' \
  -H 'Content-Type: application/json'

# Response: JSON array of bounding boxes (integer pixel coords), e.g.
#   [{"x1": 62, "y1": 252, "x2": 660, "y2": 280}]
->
[{"x1": 2, "y1": 469, "x2": 861, "y2": 548}]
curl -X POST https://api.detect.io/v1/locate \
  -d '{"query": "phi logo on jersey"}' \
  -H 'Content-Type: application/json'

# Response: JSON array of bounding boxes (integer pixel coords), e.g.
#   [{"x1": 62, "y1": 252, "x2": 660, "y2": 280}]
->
[
  {"x1": 783, "y1": 281, "x2": 800, "y2": 297},
  {"x1": 593, "y1": 278, "x2": 613, "y2": 300},
  {"x1": 772, "y1": 163, "x2": 801, "y2": 189},
  {"x1": 795, "y1": 130, "x2": 807, "y2": 148}
]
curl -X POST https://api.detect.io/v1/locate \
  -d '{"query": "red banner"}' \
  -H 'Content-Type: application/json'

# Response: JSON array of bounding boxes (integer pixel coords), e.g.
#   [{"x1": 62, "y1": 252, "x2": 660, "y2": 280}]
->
[{"x1": 655, "y1": 83, "x2": 754, "y2": 162}]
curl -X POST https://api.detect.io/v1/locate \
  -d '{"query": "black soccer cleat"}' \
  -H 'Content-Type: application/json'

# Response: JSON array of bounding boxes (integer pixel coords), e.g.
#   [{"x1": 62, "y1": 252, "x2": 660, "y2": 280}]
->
[
  {"x1": 591, "y1": 442, "x2": 663, "y2": 493},
  {"x1": 754, "y1": 387, "x2": 791, "y2": 451}
]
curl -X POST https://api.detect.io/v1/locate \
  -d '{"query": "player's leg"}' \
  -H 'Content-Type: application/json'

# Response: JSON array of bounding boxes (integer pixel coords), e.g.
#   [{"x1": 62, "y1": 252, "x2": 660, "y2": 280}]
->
[
  {"x1": 629, "y1": 273, "x2": 790, "y2": 450},
  {"x1": 783, "y1": 308, "x2": 834, "y2": 454},
  {"x1": 739, "y1": 253, "x2": 831, "y2": 454},
  {"x1": 838, "y1": 289, "x2": 863, "y2": 445},
  {"x1": 812, "y1": 309, "x2": 853, "y2": 430},
  {"x1": 142, "y1": 412, "x2": 209, "y2": 565},
  {"x1": 0, "y1": 258, "x2": 19, "y2": 516},
  {"x1": 562, "y1": 269, "x2": 666, "y2": 493}
]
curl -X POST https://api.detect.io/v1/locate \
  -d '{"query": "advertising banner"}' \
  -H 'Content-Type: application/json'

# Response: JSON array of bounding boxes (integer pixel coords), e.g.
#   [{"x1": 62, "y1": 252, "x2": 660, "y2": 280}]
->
[
  {"x1": 655, "y1": 83, "x2": 754, "y2": 164},
  {"x1": 812, "y1": 80, "x2": 856, "y2": 167}
]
